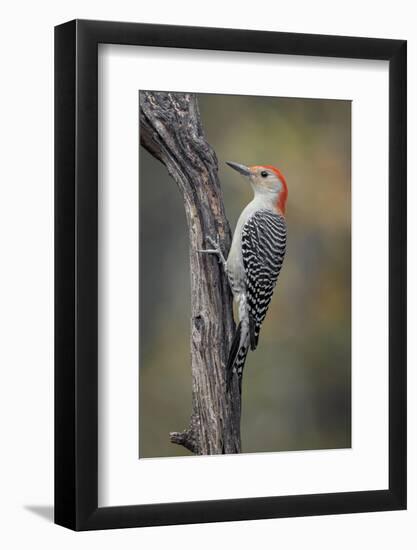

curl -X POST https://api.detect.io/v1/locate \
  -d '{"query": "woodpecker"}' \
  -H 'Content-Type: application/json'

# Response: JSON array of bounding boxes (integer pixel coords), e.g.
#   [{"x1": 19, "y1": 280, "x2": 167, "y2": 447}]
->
[{"x1": 201, "y1": 162, "x2": 288, "y2": 394}]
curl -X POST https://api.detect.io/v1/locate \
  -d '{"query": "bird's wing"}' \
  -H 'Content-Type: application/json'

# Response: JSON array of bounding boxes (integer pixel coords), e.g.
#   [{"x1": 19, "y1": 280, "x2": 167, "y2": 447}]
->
[{"x1": 241, "y1": 209, "x2": 287, "y2": 350}]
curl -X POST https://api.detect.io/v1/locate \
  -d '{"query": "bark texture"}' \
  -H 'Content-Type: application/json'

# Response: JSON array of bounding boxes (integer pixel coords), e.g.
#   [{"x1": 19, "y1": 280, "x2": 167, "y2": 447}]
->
[{"x1": 139, "y1": 91, "x2": 241, "y2": 454}]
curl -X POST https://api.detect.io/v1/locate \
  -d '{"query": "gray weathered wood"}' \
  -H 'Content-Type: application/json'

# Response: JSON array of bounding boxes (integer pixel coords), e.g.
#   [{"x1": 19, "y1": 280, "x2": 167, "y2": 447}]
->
[{"x1": 139, "y1": 91, "x2": 241, "y2": 454}]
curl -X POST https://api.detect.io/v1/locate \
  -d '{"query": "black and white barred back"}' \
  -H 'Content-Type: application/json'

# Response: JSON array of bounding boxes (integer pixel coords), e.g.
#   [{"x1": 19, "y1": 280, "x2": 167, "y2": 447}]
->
[{"x1": 226, "y1": 209, "x2": 287, "y2": 392}]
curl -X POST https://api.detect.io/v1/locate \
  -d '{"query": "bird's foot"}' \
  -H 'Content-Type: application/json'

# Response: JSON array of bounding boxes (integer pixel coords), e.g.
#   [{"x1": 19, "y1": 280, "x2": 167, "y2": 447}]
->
[{"x1": 197, "y1": 235, "x2": 227, "y2": 268}]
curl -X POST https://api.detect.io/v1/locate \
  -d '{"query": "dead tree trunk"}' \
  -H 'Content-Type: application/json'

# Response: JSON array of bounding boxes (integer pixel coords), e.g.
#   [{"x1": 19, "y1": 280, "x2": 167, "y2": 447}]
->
[{"x1": 140, "y1": 91, "x2": 241, "y2": 454}]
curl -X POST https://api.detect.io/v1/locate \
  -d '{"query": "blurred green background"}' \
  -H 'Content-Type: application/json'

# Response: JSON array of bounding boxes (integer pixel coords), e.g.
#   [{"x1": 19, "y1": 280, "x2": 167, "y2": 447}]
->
[{"x1": 139, "y1": 93, "x2": 351, "y2": 458}]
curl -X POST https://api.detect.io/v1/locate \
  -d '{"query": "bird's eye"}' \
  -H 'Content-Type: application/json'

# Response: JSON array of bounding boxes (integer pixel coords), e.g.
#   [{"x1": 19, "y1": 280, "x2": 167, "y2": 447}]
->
[{"x1": 261, "y1": 170, "x2": 268, "y2": 178}]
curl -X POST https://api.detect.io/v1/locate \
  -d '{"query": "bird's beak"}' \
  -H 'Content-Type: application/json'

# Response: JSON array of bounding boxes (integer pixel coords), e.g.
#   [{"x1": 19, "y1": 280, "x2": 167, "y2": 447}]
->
[{"x1": 226, "y1": 161, "x2": 251, "y2": 177}]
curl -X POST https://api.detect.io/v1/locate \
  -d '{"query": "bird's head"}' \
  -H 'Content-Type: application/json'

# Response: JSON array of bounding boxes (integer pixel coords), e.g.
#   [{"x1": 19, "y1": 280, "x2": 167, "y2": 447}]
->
[{"x1": 226, "y1": 161, "x2": 288, "y2": 215}]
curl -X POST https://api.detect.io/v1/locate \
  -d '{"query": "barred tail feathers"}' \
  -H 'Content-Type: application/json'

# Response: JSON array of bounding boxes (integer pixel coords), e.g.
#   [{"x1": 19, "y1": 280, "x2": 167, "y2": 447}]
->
[{"x1": 226, "y1": 321, "x2": 249, "y2": 393}]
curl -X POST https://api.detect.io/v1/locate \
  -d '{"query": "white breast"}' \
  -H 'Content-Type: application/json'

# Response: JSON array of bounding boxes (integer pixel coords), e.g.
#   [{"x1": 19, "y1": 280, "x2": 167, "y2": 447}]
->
[{"x1": 226, "y1": 196, "x2": 276, "y2": 296}]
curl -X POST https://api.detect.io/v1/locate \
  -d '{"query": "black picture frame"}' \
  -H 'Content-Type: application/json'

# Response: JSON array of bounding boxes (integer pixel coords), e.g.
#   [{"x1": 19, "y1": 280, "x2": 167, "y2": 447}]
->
[{"x1": 55, "y1": 19, "x2": 407, "y2": 531}]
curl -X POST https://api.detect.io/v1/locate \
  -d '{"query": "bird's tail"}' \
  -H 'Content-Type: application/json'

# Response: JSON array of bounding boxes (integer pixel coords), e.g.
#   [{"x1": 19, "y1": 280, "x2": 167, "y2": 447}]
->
[{"x1": 226, "y1": 321, "x2": 249, "y2": 394}]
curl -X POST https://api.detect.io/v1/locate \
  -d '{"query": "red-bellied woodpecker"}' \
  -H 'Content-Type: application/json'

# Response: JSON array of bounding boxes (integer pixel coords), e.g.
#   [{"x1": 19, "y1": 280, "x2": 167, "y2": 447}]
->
[{"x1": 200, "y1": 162, "x2": 288, "y2": 394}]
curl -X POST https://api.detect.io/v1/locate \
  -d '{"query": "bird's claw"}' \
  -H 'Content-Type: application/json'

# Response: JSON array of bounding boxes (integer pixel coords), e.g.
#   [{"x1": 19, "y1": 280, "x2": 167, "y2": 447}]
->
[
  {"x1": 206, "y1": 235, "x2": 220, "y2": 250},
  {"x1": 197, "y1": 235, "x2": 226, "y2": 266}
]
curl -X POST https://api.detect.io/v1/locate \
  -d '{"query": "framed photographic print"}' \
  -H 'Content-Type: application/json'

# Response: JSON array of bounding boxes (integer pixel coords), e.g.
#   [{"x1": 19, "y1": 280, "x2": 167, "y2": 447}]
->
[{"x1": 55, "y1": 20, "x2": 406, "y2": 530}]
